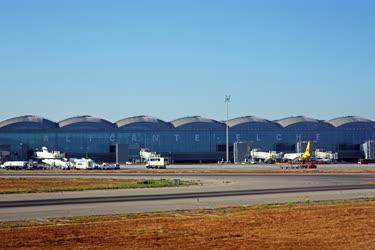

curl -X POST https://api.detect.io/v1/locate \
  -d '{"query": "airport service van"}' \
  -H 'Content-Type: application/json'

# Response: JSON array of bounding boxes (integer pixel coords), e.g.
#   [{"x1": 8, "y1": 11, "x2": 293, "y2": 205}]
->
[
  {"x1": 71, "y1": 158, "x2": 97, "y2": 170},
  {"x1": 146, "y1": 156, "x2": 169, "y2": 169}
]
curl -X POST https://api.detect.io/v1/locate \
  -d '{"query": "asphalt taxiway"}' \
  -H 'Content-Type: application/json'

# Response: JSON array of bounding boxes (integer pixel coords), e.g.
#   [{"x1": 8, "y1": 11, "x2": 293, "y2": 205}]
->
[{"x1": 0, "y1": 172, "x2": 374, "y2": 221}]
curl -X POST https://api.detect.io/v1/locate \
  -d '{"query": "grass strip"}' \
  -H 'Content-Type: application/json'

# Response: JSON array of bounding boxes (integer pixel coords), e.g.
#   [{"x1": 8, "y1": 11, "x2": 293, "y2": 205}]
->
[{"x1": 0, "y1": 178, "x2": 198, "y2": 194}]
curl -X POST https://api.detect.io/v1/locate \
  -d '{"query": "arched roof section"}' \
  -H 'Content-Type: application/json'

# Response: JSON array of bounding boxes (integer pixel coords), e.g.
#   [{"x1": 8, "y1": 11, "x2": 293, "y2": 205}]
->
[
  {"x1": 0, "y1": 115, "x2": 57, "y2": 130},
  {"x1": 275, "y1": 116, "x2": 334, "y2": 130},
  {"x1": 116, "y1": 116, "x2": 172, "y2": 130},
  {"x1": 328, "y1": 116, "x2": 375, "y2": 129},
  {"x1": 58, "y1": 116, "x2": 116, "y2": 130},
  {"x1": 227, "y1": 116, "x2": 282, "y2": 130},
  {"x1": 171, "y1": 116, "x2": 225, "y2": 130}
]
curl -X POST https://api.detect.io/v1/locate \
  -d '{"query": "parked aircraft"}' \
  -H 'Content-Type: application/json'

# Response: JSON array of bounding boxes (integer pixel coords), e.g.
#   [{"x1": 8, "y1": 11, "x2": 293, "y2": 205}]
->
[
  {"x1": 34, "y1": 147, "x2": 70, "y2": 169},
  {"x1": 34, "y1": 147, "x2": 63, "y2": 159},
  {"x1": 283, "y1": 141, "x2": 313, "y2": 162}
]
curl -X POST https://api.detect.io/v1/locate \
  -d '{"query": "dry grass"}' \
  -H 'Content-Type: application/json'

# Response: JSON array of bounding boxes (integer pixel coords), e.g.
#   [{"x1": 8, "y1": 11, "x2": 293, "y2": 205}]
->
[
  {"x1": 0, "y1": 200, "x2": 374, "y2": 249},
  {"x1": 0, "y1": 178, "x2": 195, "y2": 194}
]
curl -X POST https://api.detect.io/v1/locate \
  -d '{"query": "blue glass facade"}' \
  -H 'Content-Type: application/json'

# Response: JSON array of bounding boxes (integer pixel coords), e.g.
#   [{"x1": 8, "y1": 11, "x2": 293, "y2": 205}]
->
[{"x1": 0, "y1": 115, "x2": 375, "y2": 162}]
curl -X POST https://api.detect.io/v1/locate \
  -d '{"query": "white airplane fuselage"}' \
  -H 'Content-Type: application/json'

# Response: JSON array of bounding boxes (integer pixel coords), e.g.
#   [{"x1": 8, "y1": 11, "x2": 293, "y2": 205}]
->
[{"x1": 283, "y1": 153, "x2": 303, "y2": 161}]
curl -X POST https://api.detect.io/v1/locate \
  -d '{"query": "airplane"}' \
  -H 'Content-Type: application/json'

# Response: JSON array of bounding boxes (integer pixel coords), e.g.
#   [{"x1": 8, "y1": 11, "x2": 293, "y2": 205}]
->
[
  {"x1": 34, "y1": 147, "x2": 63, "y2": 160},
  {"x1": 33, "y1": 147, "x2": 70, "y2": 169},
  {"x1": 283, "y1": 141, "x2": 313, "y2": 162}
]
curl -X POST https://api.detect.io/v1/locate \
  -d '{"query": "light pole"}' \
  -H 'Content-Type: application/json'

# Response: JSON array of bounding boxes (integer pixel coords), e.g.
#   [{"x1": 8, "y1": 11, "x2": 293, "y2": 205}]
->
[{"x1": 225, "y1": 95, "x2": 231, "y2": 163}]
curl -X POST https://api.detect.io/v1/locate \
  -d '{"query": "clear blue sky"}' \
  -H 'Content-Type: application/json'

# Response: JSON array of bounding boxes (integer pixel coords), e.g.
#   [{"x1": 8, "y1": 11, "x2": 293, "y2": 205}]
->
[{"x1": 0, "y1": 0, "x2": 374, "y2": 122}]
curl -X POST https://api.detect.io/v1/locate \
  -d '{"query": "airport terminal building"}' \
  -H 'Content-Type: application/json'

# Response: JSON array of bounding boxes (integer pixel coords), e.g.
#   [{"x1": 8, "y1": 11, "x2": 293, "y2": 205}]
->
[{"x1": 0, "y1": 115, "x2": 375, "y2": 163}]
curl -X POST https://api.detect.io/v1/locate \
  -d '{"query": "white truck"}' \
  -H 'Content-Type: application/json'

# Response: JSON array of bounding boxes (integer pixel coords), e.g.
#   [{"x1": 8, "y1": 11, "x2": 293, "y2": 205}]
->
[
  {"x1": 70, "y1": 158, "x2": 97, "y2": 170},
  {"x1": 250, "y1": 149, "x2": 283, "y2": 164},
  {"x1": 0, "y1": 161, "x2": 29, "y2": 169},
  {"x1": 314, "y1": 149, "x2": 337, "y2": 163},
  {"x1": 140, "y1": 148, "x2": 169, "y2": 169},
  {"x1": 146, "y1": 156, "x2": 169, "y2": 169}
]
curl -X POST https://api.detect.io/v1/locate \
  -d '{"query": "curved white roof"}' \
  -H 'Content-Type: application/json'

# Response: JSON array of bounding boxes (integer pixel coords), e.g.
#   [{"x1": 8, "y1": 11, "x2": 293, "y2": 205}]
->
[
  {"x1": 116, "y1": 116, "x2": 172, "y2": 129},
  {"x1": 227, "y1": 116, "x2": 280, "y2": 128},
  {"x1": 171, "y1": 116, "x2": 224, "y2": 128},
  {"x1": 0, "y1": 115, "x2": 57, "y2": 130},
  {"x1": 2, "y1": 114, "x2": 374, "y2": 131},
  {"x1": 276, "y1": 116, "x2": 333, "y2": 128},
  {"x1": 58, "y1": 115, "x2": 115, "y2": 129},
  {"x1": 328, "y1": 116, "x2": 374, "y2": 127}
]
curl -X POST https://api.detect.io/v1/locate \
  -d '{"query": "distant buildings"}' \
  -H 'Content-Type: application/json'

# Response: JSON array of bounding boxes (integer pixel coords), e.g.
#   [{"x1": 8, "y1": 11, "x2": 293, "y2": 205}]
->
[{"x1": 0, "y1": 115, "x2": 374, "y2": 162}]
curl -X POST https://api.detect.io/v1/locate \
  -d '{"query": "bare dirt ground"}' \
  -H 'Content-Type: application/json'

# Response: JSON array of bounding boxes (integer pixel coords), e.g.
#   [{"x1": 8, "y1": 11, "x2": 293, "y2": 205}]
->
[
  {"x1": 0, "y1": 178, "x2": 192, "y2": 194},
  {"x1": 1, "y1": 200, "x2": 374, "y2": 249}
]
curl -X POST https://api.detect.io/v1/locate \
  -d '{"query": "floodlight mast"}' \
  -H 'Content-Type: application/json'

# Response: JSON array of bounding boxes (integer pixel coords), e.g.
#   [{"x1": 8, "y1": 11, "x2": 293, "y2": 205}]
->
[{"x1": 225, "y1": 95, "x2": 231, "y2": 163}]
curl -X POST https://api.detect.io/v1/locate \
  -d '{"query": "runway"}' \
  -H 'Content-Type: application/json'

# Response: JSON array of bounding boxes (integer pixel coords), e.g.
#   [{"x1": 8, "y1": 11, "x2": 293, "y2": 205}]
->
[
  {"x1": 1, "y1": 184, "x2": 374, "y2": 209},
  {"x1": 0, "y1": 172, "x2": 374, "y2": 221}
]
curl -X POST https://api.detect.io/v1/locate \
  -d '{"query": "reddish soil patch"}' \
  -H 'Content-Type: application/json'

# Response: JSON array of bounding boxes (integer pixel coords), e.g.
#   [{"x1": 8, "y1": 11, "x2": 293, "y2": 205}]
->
[{"x1": 1, "y1": 201, "x2": 374, "y2": 249}]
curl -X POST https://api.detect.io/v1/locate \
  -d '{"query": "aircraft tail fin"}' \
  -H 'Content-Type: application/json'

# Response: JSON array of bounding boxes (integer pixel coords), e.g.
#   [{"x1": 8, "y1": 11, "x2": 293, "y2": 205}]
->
[{"x1": 301, "y1": 141, "x2": 313, "y2": 160}]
